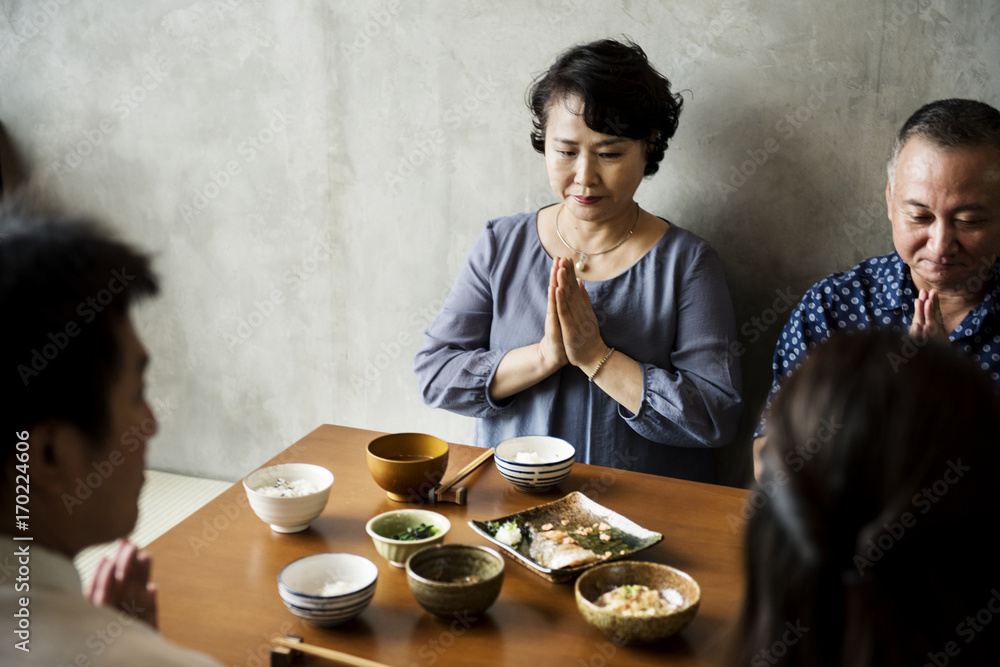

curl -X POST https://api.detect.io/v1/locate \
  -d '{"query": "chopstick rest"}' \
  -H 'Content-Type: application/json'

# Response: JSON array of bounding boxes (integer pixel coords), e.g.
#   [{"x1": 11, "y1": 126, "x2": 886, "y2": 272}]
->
[{"x1": 429, "y1": 447, "x2": 494, "y2": 505}]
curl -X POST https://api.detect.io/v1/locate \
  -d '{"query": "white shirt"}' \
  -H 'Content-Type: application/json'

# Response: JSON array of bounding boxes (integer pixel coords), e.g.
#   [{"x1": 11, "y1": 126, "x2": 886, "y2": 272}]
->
[{"x1": 0, "y1": 542, "x2": 221, "y2": 666}]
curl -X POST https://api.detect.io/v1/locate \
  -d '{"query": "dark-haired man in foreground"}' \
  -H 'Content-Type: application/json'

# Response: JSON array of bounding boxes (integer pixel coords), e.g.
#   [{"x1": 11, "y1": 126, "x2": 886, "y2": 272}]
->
[
  {"x1": 0, "y1": 206, "x2": 220, "y2": 665},
  {"x1": 753, "y1": 98, "x2": 1000, "y2": 478}
]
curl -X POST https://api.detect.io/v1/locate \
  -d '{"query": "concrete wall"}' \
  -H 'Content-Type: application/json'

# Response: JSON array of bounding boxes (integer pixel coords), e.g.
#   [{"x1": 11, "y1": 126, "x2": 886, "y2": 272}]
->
[{"x1": 2, "y1": 0, "x2": 997, "y2": 486}]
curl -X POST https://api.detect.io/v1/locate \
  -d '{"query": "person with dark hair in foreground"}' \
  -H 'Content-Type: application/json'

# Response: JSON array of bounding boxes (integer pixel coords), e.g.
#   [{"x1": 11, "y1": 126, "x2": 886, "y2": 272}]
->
[
  {"x1": 731, "y1": 330, "x2": 1000, "y2": 666},
  {"x1": 753, "y1": 98, "x2": 1000, "y2": 479},
  {"x1": 415, "y1": 39, "x2": 742, "y2": 482},
  {"x1": 0, "y1": 205, "x2": 220, "y2": 665}
]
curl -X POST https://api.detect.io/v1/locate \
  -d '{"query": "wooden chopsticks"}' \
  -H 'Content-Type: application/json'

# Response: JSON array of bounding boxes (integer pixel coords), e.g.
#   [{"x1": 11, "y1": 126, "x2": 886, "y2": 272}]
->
[
  {"x1": 436, "y1": 447, "x2": 494, "y2": 496},
  {"x1": 271, "y1": 636, "x2": 392, "y2": 667}
]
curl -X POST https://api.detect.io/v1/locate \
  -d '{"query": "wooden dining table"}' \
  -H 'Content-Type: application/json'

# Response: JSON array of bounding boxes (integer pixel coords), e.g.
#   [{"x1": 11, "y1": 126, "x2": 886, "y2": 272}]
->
[{"x1": 149, "y1": 425, "x2": 749, "y2": 666}]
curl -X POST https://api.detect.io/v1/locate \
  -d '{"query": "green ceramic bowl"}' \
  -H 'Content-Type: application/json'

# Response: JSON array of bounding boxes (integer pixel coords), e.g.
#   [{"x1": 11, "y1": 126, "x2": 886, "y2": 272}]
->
[{"x1": 365, "y1": 509, "x2": 450, "y2": 568}]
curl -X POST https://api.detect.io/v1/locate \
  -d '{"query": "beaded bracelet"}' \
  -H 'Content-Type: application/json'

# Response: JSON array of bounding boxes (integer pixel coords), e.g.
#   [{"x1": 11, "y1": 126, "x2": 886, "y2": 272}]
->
[{"x1": 588, "y1": 348, "x2": 615, "y2": 382}]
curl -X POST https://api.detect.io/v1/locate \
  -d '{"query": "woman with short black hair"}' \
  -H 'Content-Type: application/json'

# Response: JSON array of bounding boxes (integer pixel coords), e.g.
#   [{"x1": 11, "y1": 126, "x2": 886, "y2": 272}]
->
[{"x1": 415, "y1": 39, "x2": 742, "y2": 482}]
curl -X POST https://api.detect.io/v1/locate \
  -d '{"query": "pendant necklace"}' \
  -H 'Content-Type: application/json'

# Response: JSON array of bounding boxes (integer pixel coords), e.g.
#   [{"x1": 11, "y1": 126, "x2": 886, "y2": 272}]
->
[{"x1": 555, "y1": 203, "x2": 640, "y2": 272}]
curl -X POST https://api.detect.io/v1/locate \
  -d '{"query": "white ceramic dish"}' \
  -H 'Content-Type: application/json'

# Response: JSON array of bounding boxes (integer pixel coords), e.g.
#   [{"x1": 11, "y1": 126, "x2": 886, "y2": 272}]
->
[{"x1": 243, "y1": 463, "x2": 333, "y2": 533}]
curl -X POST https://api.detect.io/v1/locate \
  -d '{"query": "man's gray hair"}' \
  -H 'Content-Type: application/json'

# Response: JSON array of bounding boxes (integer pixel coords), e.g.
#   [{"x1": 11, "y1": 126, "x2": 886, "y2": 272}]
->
[{"x1": 887, "y1": 99, "x2": 1000, "y2": 187}]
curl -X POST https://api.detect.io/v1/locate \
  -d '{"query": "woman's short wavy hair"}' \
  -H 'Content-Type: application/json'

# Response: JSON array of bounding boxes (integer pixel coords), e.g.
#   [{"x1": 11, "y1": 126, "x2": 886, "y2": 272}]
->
[{"x1": 527, "y1": 38, "x2": 683, "y2": 177}]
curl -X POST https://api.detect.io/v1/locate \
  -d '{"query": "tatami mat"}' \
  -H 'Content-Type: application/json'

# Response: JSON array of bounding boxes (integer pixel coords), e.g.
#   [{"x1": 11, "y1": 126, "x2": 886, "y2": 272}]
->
[{"x1": 74, "y1": 470, "x2": 232, "y2": 587}]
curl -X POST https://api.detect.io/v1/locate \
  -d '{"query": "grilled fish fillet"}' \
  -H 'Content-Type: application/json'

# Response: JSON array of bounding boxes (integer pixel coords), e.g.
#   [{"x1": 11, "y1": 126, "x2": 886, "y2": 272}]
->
[{"x1": 527, "y1": 525, "x2": 601, "y2": 569}]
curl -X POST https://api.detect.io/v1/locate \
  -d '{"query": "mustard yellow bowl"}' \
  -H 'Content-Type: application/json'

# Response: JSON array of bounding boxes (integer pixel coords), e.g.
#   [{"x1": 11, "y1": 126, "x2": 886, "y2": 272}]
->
[{"x1": 366, "y1": 433, "x2": 449, "y2": 502}]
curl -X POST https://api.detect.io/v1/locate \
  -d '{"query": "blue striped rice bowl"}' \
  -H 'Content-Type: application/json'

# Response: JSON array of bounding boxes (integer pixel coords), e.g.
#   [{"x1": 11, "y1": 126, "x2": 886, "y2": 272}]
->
[
  {"x1": 277, "y1": 553, "x2": 378, "y2": 626},
  {"x1": 494, "y1": 436, "x2": 576, "y2": 492}
]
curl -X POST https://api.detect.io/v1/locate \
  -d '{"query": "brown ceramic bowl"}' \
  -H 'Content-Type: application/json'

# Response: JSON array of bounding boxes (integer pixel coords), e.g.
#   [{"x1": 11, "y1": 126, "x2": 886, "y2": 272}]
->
[
  {"x1": 406, "y1": 544, "x2": 504, "y2": 617},
  {"x1": 366, "y1": 433, "x2": 449, "y2": 502},
  {"x1": 575, "y1": 561, "x2": 701, "y2": 643}
]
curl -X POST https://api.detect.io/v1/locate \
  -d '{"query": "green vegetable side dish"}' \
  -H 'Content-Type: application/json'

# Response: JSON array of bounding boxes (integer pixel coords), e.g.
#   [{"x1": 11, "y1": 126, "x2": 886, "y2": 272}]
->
[
  {"x1": 619, "y1": 584, "x2": 642, "y2": 598},
  {"x1": 391, "y1": 523, "x2": 440, "y2": 541}
]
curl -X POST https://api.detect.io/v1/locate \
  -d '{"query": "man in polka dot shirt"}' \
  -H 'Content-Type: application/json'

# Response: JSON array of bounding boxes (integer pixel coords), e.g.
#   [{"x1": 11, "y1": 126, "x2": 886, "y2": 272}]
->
[{"x1": 752, "y1": 99, "x2": 1000, "y2": 479}]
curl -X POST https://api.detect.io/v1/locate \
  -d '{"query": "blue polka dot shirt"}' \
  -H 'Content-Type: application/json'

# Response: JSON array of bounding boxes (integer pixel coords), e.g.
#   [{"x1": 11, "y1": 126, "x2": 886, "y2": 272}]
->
[{"x1": 755, "y1": 251, "x2": 1000, "y2": 436}]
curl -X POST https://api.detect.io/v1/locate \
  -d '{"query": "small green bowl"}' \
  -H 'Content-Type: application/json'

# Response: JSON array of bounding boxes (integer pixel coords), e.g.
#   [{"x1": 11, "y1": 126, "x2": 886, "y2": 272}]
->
[{"x1": 365, "y1": 509, "x2": 450, "y2": 568}]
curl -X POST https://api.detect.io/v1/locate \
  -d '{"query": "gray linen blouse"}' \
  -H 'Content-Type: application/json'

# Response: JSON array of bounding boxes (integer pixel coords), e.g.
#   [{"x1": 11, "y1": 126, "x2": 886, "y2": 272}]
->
[{"x1": 413, "y1": 209, "x2": 742, "y2": 482}]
